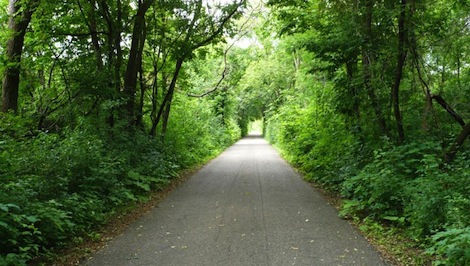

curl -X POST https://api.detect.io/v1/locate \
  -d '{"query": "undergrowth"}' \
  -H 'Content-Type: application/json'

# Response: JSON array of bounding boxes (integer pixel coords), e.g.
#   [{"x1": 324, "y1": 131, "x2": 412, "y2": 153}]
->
[
  {"x1": 267, "y1": 110, "x2": 470, "y2": 265},
  {"x1": 0, "y1": 111, "x2": 239, "y2": 265}
]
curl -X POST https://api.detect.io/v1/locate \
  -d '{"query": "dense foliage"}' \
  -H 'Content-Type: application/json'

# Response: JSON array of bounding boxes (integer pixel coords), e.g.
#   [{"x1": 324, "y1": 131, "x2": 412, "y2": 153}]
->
[
  {"x1": 261, "y1": 0, "x2": 469, "y2": 264},
  {"x1": 2, "y1": 0, "x2": 469, "y2": 265},
  {"x1": 1, "y1": 0, "x2": 245, "y2": 264},
  {"x1": 0, "y1": 103, "x2": 236, "y2": 264}
]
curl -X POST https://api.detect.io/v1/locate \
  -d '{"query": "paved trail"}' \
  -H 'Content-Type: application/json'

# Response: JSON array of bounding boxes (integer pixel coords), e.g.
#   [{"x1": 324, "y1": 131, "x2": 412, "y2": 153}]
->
[{"x1": 86, "y1": 135, "x2": 386, "y2": 266}]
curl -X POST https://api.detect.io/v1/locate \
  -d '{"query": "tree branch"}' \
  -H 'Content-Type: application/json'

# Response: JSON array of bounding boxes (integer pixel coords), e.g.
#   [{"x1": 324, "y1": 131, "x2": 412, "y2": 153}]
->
[
  {"x1": 188, "y1": 3, "x2": 256, "y2": 98},
  {"x1": 431, "y1": 95, "x2": 466, "y2": 127},
  {"x1": 189, "y1": 2, "x2": 243, "y2": 52},
  {"x1": 187, "y1": 41, "x2": 233, "y2": 98},
  {"x1": 54, "y1": 31, "x2": 108, "y2": 37},
  {"x1": 445, "y1": 123, "x2": 470, "y2": 163}
]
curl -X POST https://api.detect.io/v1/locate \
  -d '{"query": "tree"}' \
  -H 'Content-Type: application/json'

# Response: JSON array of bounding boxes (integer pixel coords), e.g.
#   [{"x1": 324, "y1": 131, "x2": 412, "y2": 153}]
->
[
  {"x1": 2, "y1": 0, "x2": 39, "y2": 113},
  {"x1": 391, "y1": 0, "x2": 410, "y2": 143},
  {"x1": 148, "y1": 0, "x2": 245, "y2": 137},
  {"x1": 360, "y1": 0, "x2": 388, "y2": 137},
  {"x1": 123, "y1": 0, "x2": 154, "y2": 123}
]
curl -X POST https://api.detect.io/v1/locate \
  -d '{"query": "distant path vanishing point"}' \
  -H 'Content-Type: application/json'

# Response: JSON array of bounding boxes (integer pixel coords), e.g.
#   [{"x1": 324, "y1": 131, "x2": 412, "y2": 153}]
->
[{"x1": 85, "y1": 135, "x2": 387, "y2": 266}]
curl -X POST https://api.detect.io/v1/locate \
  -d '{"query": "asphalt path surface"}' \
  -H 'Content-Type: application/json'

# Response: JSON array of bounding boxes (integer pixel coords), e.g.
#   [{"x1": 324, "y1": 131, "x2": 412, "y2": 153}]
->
[{"x1": 85, "y1": 135, "x2": 387, "y2": 266}]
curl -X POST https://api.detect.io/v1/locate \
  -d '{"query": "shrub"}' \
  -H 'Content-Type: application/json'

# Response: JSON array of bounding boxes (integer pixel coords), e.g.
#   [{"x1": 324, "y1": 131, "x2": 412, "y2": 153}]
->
[
  {"x1": 341, "y1": 142, "x2": 441, "y2": 221},
  {"x1": 427, "y1": 227, "x2": 470, "y2": 266},
  {"x1": 0, "y1": 99, "x2": 239, "y2": 262}
]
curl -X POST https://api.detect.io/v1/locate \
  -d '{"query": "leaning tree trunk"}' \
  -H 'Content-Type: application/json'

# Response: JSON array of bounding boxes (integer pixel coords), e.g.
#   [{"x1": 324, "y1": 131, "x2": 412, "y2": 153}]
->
[
  {"x1": 151, "y1": 58, "x2": 184, "y2": 137},
  {"x1": 445, "y1": 123, "x2": 470, "y2": 163},
  {"x1": 2, "y1": 0, "x2": 38, "y2": 113}
]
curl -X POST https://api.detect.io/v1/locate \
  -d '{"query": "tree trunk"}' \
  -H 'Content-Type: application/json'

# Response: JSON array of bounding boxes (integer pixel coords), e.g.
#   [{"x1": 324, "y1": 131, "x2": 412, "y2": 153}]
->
[
  {"x1": 123, "y1": 0, "x2": 154, "y2": 123},
  {"x1": 77, "y1": 0, "x2": 103, "y2": 70},
  {"x1": 2, "y1": 0, "x2": 38, "y2": 113},
  {"x1": 114, "y1": 0, "x2": 123, "y2": 91},
  {"x1": 136, "y1": 66, "x2": 145, "y2": 127},
  {"x1": 445, "y1": 123, "x2": 470, "y2": 163},
  {"x1": 89, "y1": 1, "x2": 103, "y2": 70},
  {"x1": 151, "y1": 59, "x2": 184, "y2": 137},
  {"x1": 346, "y1": 60, "x2": 362, "y2": 137},
  {"x1": 391, "y1": 0, "x2": 408, "y2": 144},
  {"x1": 161, "y1": 94, "x2": 173, "y2": 139},
  {"x1": 431, "y1": 95, "x2": 465, "y2": 127},
  {"x1": 96, "y1": 0, "x2": 120, "y2": 127},
  {"x1": 135, "y1": 14, "x2": 148, "y2": 127},
  {"x1": 149, "y1": 49, "x2": 162, "y2": 137},
  {"x1": 361, "y1": 0, "x2": 388, "y2": 136}
]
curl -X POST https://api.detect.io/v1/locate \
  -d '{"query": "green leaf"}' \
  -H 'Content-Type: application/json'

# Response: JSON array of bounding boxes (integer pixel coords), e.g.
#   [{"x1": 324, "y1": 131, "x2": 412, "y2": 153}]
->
[
  {"x1": 25, "y1": 216, "x2": 38, "y2": 223},
  {"x1": 383, "y1": 216, "x2": 405, "y2": 224},
  {"x1": 0, "y1": 204, "x2": 20, "y2": 212}
]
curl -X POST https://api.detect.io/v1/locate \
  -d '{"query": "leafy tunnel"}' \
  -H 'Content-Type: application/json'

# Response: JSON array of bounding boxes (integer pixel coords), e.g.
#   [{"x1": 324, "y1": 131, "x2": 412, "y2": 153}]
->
[{"x1": 1, "y1": 0, "x2": 469, "y2": 265}]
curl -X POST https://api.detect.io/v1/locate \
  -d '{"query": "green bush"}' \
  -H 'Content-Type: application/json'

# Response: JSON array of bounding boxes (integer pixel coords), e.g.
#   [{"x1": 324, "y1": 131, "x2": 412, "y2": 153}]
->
[
  {"x1": 341, "y1": 142, "x2": 437, "y2": 220},
  {"x1": 427, "y1": 227, "x2": 470, "y2": 266},
  {"x1": 266, "y1": 103, "x2": 359, "y2": 191},
  {"x1": 1, "y1": 140, "x2": 162, "y2": 260},
  {"x1": 165, "y1": 95, "x2": 239, "y2": 167},
  {"x1": 341, "y1": 142, "x2": 470, "y2": 242},
  {"x1": 1, "y1": 97, "x2": 239, "y2": 263}
]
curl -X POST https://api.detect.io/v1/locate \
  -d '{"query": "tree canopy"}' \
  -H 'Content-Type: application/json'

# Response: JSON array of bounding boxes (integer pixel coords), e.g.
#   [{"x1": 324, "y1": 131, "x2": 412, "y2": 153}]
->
[{"x1": 1, "y1": 0, "x2": 469, "y2": 264}]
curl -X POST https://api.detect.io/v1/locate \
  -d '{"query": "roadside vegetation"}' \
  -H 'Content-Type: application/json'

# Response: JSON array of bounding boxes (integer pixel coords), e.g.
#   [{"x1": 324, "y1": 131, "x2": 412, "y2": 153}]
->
[
  {"x1": 0, "y1": 1, "x2": 244, "y2": 264},
  {"x1": 1, "y1": 0, "x2": 469, "y2": 265},
  {"x1": 259, "y1": 1, "x2": 469, "y2": 265}
]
